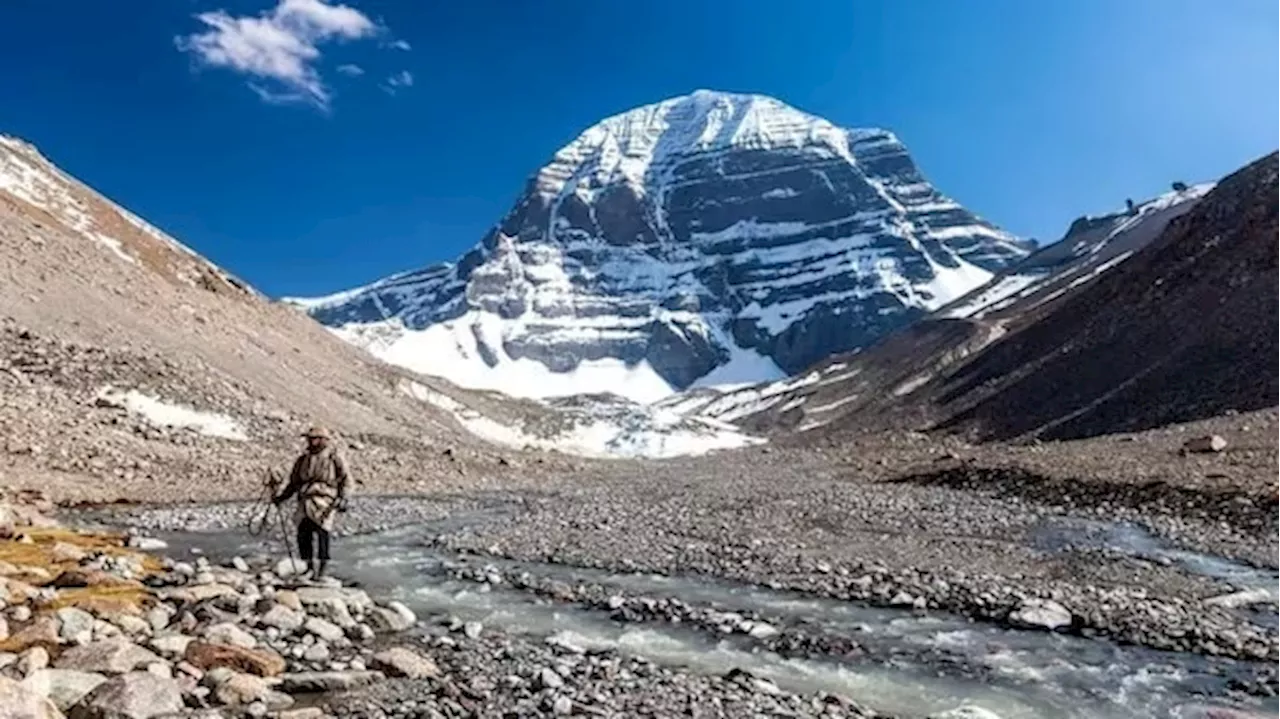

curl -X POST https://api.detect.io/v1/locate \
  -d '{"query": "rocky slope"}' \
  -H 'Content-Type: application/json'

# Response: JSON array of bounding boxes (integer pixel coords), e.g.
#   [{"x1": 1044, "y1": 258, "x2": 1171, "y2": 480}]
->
[
  {"x1": 932, "y1": 151, "x2": 1278, "y2": 441},
  {"x1": 0, "y1": 134, "x2": 615, "y2": 500},
  {"x1": 675, "y1": 176, "x2": 1213, "y2": 434},
  {"x1": 293, "y1": 90, "x2": 1031, "y2": 402}
]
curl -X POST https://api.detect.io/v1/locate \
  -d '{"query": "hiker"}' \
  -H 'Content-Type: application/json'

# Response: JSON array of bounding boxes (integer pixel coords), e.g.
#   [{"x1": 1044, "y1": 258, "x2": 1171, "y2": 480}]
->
[{"x1": 273, "y1": 425, "x2": 351, "y2": 580}]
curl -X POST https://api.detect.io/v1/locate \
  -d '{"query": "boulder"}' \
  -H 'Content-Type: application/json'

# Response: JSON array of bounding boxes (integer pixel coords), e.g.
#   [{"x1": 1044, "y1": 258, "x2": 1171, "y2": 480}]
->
[
  {"x1": 273, "y1": 559, "x2": 306, "y2": 579},
  {"x1": 307, "y1": 599, "x2": 354, "y2": 629},
  {"x1": 55, "y1": 609, "x2": 95, "y2": 645},
  {"x1": 54, "y1": 641, "x2": 161, "y2": 675},
  {"x1": 370, "y1": 647, "x2": 439, "y2": 679},
  {"x1": 1007, "y1": 599, "x2": 1073, "y2": 632},
  {"x1": 0, "y1": 675, "x2": 64, "y2": 719},
  {"x1": 184, "y1": 642, "x2": 285, "y2": 678},
  {"x1": 201, "y1": 623, "x2": 255, "y2": 649},
  {"x1": 67, "y1": 672, "x2": 183, "y2": 719},
  {"x1": 21, "y1": 670, "x2": 108, "y2": 712},
  {"x1": 1184, "y1": 435, "x2": 1228, "y2": 453},
  {"x1": 273, "y1": 591, "x2": 302, "y2": 612}
]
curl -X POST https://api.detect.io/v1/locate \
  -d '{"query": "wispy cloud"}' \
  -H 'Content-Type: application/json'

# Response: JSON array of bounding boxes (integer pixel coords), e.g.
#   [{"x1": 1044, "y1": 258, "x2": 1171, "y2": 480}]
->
[
  {"x1": 380, "y1": 70, "x2": 414, "y2": 95},
  {"x1": 387, "y1": 39, "x2": 411, "y2": 51},
  {"x1": 176, "y1": 0, "x2": 395, "y2": 109},
  {"x1": 336, "y1": 63, "x2": 365, "y2": 76}
]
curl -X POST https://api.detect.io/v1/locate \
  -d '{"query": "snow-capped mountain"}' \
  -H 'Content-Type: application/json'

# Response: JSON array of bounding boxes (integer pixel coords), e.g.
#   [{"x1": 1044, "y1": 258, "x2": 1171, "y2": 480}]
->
[
  {"x1": 293, "y1": 90, "x2": 1031, "y2": 402},
  {"x1": 678, "y1": 175, "x2": 1226, "y2": 436}
]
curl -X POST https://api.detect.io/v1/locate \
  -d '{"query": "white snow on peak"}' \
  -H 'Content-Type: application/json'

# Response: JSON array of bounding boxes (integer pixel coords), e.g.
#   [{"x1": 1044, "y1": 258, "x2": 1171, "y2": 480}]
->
[{"x1": 540, "y1": 90, "x2": 881, "y2": 194}]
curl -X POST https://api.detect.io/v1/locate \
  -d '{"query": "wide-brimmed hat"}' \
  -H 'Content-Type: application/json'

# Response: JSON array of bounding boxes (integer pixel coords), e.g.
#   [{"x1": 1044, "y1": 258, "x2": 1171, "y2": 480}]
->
[{"x1": 302, "y1": 425, "x2": 331, "y2": 439}]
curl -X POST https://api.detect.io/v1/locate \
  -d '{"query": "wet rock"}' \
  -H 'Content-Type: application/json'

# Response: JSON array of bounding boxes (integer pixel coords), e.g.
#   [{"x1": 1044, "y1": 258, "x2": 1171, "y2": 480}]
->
[
  {"x1": 0, "y1": 675, "x2": 63, "y2": 719},
  {"x1": 365, "y1": 607, "x2": 412, "y2": 633},
  {"x1": 67, "y1": 671, "x2": 184, "y2": 719},
  {"x1": 54, "y1": 641, "x2": 160, "y2": 675},
  {"x1": 1007, "y1": 599, "x2": 1072, "y2": 631},
  {"x1": 184, "y1": 642, "x2": 286, "y2": 677},
  {"x1": 21, "y1": 669, "x2": 108, "y2": 712},
  {"x1": 370, "y1": 648, "x2": 439, "y2": 680}
]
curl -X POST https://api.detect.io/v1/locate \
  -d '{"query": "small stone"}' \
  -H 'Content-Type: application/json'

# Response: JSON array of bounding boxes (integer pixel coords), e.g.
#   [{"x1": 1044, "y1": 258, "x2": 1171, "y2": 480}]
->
[
  {"x1": 552, "y1": 696, "x2": 573, "y2": 715},
  {"x1": 148, "y1": 634, "x2": 194, "y2": 658},
  {"x1": 259, "y1": 605, "x2": 304, "y2": 632},
  {"x1": 1184, "y1": 435, "x2": 1228, "y2": 453},
  {"x1": 184, "y1": 642, "x2": 286, "y2": 677},
  {"x1": 1008, "y1": 599, "x2": 1073, "y2": 631},
  {"x1": 462, "y1": 622, "x2": 482, "y2": 639},
  {"x1": 302, "y1": 644, "x2": 330, "y2": 663},
  {"x1": 231, "y1": 557, "x2": 250, "y2": 573},
  {"x1": 214, "y1": 672, "x2": 270, "y2": 706}
]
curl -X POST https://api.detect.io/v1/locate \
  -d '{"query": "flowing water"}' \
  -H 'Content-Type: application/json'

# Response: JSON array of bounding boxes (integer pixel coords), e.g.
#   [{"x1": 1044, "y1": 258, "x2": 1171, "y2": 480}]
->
[{"x1": 119, "y1": 511, "x2": 1278, "y2": 719}]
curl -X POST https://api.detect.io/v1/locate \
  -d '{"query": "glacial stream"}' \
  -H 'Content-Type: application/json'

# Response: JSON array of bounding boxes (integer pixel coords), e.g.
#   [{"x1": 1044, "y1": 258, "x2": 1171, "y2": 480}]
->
[{"x1": 92, "y1": 507, "x2": 1278, "y2": 719}]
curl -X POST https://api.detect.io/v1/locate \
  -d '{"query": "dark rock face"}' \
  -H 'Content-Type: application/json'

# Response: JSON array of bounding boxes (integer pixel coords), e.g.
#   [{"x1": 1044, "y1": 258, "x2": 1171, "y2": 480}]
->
[{"x1": 295, "y1": 91, "x2": 1030, "y2": 398}]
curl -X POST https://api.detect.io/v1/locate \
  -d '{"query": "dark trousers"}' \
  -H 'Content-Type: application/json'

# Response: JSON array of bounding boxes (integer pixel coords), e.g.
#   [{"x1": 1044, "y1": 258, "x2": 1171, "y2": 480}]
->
[{"x1": 296, "y1": 517, "x2": 331, "y2": 562}]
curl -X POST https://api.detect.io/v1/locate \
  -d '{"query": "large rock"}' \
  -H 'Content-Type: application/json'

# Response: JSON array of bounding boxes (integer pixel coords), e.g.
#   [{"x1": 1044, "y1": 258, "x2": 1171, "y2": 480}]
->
[
  {"x1": 365, "y1": 607, "x2": 412, "y2": 633},
  {"x1": 276, "y1": 671, "x2": 383, "y2": 694},
  {"x1": 301, "y1": 617, "x2": 343, "y2": 643},
  {"x1": 54, "y1": 641, "x2": 161, "y2": 675},
  {"x1": 184, "y1": 642, "x2": 285, "y2": 677},
  {"x1": 21, "y1": 670, "x2": 108, "y2": 712},
  {"x1": 294, "y1": 587, "x2": 371, "y2": 614},
  {"x1": 5, "y1": 616, "x2": 59, "y2": 652},
  {"x1": 1007, "y1": 599, "x2": 1073, "y2": 631},
  {"x1": 55, "y1": 609, "x2": 95, "y2": 645},
  {"x1": 67, "y1": 672, "x2": 183, "y2": 719},
  {"x1": 258, "y1": 605, "x2": 304, "y2": 632},
  {"x1": 1203, "y1": 588, "x2": 1275, "y2": 609},
  {"x1": 306, "y1": 599, "x2": 354, "y2": 629},
  {"x1": 370, "y1": 648, "x2": 439, "y2": 679},
  {"x1": 0, "y1": 676, "x2": 64, "y2": 719},
  {"x1": 201, "y1": 623, "x2": 256, "y2": 649},
  {"x1": 213, "y1": 672, "x2": 270, "y2": 706},
  {"x1": 146, "y1": 635, "x2": 193, "y2": 659}
]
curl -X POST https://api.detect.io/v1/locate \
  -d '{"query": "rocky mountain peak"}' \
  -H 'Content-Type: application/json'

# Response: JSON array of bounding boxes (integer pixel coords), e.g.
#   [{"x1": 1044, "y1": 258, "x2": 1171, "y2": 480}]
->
[{"x1": 295, "y1": 92, "x2": 1033, "y2": 403}]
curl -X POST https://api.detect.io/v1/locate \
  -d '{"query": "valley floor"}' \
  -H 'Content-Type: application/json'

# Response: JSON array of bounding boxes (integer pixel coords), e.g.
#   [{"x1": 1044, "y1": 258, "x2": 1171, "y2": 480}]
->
[{"x1": 73, "y1": 409, "x2": 1280, "y2": 718}]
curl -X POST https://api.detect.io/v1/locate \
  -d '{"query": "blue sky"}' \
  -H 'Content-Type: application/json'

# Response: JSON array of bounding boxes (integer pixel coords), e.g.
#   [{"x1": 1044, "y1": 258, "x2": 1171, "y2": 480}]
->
[{"x1": 1, "y1": 0, "x2": 1275, "y2": 298}]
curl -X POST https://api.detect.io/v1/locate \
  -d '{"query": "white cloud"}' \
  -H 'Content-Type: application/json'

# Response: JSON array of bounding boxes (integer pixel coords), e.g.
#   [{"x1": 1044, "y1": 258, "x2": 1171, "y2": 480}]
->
[
  {"x1": 381, "y1": 70, "x2": 413, "y2": 95},
  {"x1": 336, "y1": 63, "x2": 364, "y2": 76},
  {"x1": 177, "y1": 0, "x2": 388, "y2": 109},
  {"x1": 387, "y1": 39, "x2": 411, "y2": 51}
]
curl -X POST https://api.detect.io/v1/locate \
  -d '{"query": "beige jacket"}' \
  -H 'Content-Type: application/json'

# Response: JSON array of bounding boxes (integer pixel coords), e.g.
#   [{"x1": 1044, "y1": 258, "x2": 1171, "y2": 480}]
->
[{"x1": 278, "y1": 446, "x2": 351, "y2": 531}]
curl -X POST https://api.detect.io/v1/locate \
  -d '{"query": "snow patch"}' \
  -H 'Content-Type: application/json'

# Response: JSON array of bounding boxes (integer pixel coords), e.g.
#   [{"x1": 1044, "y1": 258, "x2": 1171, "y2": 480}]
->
[
  {"x1": 96, "y1": 387, "x2": 248, "y2": 441},
  {"x1": 400, "y1": 380, "x2": 761, "y2": 459}
]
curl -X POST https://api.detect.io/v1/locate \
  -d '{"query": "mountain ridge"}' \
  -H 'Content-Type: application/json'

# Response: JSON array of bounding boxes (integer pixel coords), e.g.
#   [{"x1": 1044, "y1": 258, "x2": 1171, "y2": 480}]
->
[{"x1": 293, "y1": 90, "x2": 1031, "y2": 402}]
